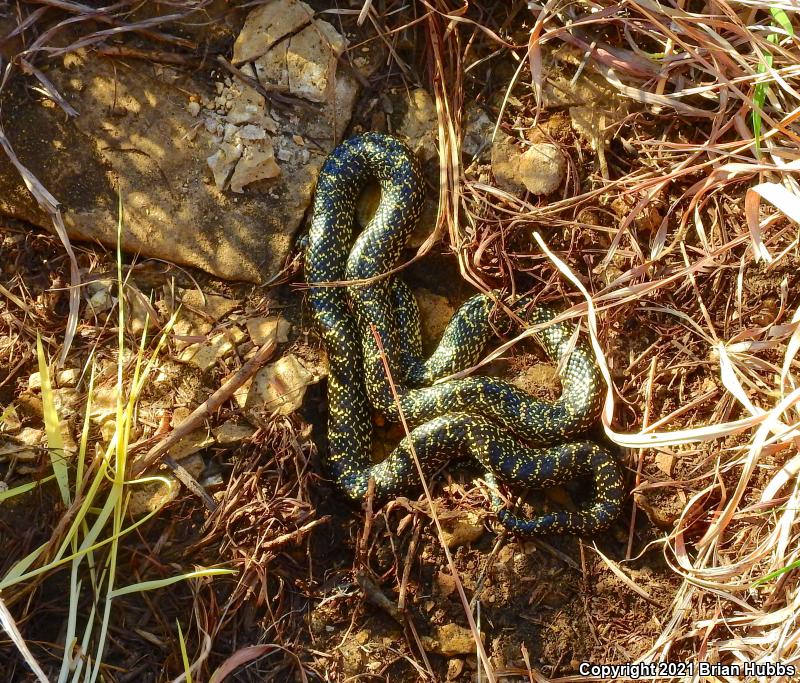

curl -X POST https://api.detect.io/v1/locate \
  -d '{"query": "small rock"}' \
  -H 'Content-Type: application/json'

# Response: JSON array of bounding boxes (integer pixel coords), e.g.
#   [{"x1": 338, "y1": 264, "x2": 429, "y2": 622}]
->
[
  {"x1": 246, "y1": 354, "x2": 317, "y2": 416},
  {"x1": 0, "y1": 430, "x2": 40, "y2": 460},
  {"x1": 490, "y1": 135, "x2": 523, "y2": 195},
  {"x1": 16, "y1": 427, "x2": 44, "y2": 447},
  {"x1": 463, "y1": 103, "x2": 494, "y2": 158},
  {"x1": 327, "y1": 63, "x2": 360, "y2": 141},
  {"x1": 0, "y1": 404, "x2": 21, "y2": 433},
  {"x1": 204, "y1": 116, "x2": 220, "y2": 133},
  {"x1": 261, "y1": 113, "x2": 279, "y2": 134},
  {"x1": 517, "y1": 143, "x2": 566, "y2": 195},
  {"x1": 495, "y1": 543, "x2": 515, "y2": 570},
  {"x1": 229, "y1": 139, "x2": 281, "y2": 193},
  {"x1": 169, "y1": 429, "x2": 214, "y2": 459},
  {"x1": 338, "y1": 628, "x2": 370, "y2": 676},
  {"x1": 213, "y1": 422, "x2": 256, "y2": 445},
  {"x1": 233, "y1": 382, "x2": 250, "y2": 410},
  {"x1": 440, "y1": 511, "x2": 485, "y2": 549},
  {"x1": 244, "y1": 0, "x2": 346, "y2": 105},
  {"x1": 254, "y1": 42, "x2": 290, "y2": 93},
  {"x1": 128, "y1": 454, "x2": 205, "y2": 516},
  {"x1": 435, "y1": 570, "x2": 457, "y2": 597},
  {"x1": 225, "y1": 82, "x2": 267, "y2": 126},
  {"x1": 447, "y1": 658, "x2": 464, "y2": 681},
  {"x1": 238, "y1": 124, "x2": 267, "y2": 141},
  {"x1": 223, "y1": 122, "x2": 239, "y2": 143},
  {"x1": 491, "y1": 136, "x2": 565, "y2": 196},
  {"x1": 187, "y1": 100, "x2": 200, "y2": 117},
  {"x1": 286, "y1": 22, "x2": 347, "y2": 103},
  {"x1": 62, "y1": 49, "x2": 87, "y2": 70},
  {"x1": 86, "y1": 288, "x2": 113, "y2": 316},
  {"x1": 85, "y1": 279, "x2": 115, "y2": 316},
  {"x1": 397, "y1": 88, "x2": 438, "y2": 162},
  {"x1": 634, "y1": 491, "x2": 680, "y2": 531},
  {"x1": 542, "y1": 48, "x2": 620, "y2": 110},
  {"x1": 127, "y1": 289, "x2": 159, "y2": 334},
  {"x1": 100, "y1": 419, "x2": 117, "y2": 444},
  {"x1": 207, "y1": 142, "x2": 243, "y2": 191},
  {"x1": 28, "y1": 372, "x2": 42, "y2": 390},
  {"x1": 180, "y1": 332, "x2": 236, "y2": 371},
  {"x1": 52, "y1": 387, "x2": 80, "y2": 419},
  {"x1": 171, "y1": 407, "x2": 192, "y2": 428},
  {"x1": 423, "y1": 624, "x2": 482, "y2": 657},
  {"x1": 57, "y1": 368, "x2": 80, "y2": 388},
  {"x1": 655, "y1": 451, "x2": 675, "y2": 476},
  {"x1": 414, "y1": 289, "x2": 457, "y2": 352},
  {"x1": 90, "y1": 386, "x2": 119, "y2": 424},
  {"x1": 181, "y1": 291, "x2": 240, "y2": 322},
  {"x1": 246, "y1": 316, "x2": 291, "y2": 345},
  {"x1": 58, "y1": 419, "x2": 78, "y2": 456}
]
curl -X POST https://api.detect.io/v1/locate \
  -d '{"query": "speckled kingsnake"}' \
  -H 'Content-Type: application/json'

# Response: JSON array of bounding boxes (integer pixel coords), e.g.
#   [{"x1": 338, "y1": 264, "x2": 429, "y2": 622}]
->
[{"x1": 305, "y1": 132, "x2": 623, "y2": 535}]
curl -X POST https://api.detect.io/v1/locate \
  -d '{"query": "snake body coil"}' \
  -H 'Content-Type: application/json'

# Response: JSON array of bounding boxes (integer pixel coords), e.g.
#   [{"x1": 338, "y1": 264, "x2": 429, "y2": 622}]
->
[{"x1": 305, "y1": 132, "x2": 623, "y2": 535}]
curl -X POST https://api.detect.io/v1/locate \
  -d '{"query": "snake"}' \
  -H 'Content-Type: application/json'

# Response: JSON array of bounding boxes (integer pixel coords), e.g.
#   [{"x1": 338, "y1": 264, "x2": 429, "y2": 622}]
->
[{"x1": 305, "y1": 131, "x2": 623, "y2": 535}]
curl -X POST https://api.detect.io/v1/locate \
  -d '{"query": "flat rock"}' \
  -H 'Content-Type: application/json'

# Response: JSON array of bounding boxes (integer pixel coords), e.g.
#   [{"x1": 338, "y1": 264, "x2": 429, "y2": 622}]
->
[
  {"x1": 128, "y1": 453, "x2": 205, "y2": 516},
  {"x1": 232, "y1": 0, "x2": 313, "y2": 65},
  {"x1": 243, "y1": 353, "x2": 318, "y2": 417},
  {"x1": 213, "y1": 421, "x2": 256, "y2": 445},
  {"x1": 180, "y1": 329, "x2": 244, "y2": 371},
  {"x1": 245, "y1": 315, "x2": 291, "y2": 345}
]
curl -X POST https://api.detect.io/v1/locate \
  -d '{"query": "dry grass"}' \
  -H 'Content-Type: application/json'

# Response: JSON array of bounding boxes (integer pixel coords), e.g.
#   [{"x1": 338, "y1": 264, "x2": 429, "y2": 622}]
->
[
  {"x1": 425, "y1": 0, "x2": 800, "y2": 678},
  {"x1": 2, "y1": 0, "x2": 800, "y2": 681}
]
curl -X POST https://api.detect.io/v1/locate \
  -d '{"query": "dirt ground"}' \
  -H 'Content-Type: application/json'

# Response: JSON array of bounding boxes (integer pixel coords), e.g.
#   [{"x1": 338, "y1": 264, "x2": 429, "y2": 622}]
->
[
  {"x1": 2, "y1": 2, "x2": 800, "y2": 682},
  {"x1": 1, "y1": 219, "x2": 687, "y2": 681}
]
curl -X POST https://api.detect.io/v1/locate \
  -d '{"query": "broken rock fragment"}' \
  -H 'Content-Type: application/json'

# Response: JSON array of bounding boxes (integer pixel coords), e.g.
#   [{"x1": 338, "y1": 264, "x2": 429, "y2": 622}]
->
[
  {"x1": 232, "y1": 0, "x2": 314, "y2": 64},
  {"x1": 229, "y1": 139, "x2": 281, "y2": 193}
]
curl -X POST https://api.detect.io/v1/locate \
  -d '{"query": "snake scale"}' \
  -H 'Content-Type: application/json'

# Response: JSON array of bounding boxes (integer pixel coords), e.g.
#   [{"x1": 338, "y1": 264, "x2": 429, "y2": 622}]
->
[{"x1": 305, "y1": 132, "x2": 623, "y2": 535}]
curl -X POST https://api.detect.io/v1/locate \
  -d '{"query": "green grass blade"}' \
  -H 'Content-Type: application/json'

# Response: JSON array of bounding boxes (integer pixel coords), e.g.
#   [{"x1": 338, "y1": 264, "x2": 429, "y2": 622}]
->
[
  {"x1": 177, "y1": 620, "x2": 193, "y2": 683},
  {"x1": 110, "y1": 568, "x2": 236, "y2": 598},
  {"x1": 771, "y1": 7, "x2": 793, "y2": 35},
  {"x1": 0, "y1": 475, "x2": 56, "y2": 502},
  {"x1": 37, "y1": 335, "x2": 70, "y2": 505},
  {"x1": 0, "y1": 542, "x2": 48, "y2": 588}
]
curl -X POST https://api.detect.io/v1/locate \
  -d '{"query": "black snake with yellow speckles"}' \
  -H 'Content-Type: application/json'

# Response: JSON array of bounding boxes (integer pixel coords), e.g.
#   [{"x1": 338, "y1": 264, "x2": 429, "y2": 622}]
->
[{"x1": 305, "y1": 132, "x2": 623, "y2": 535}]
